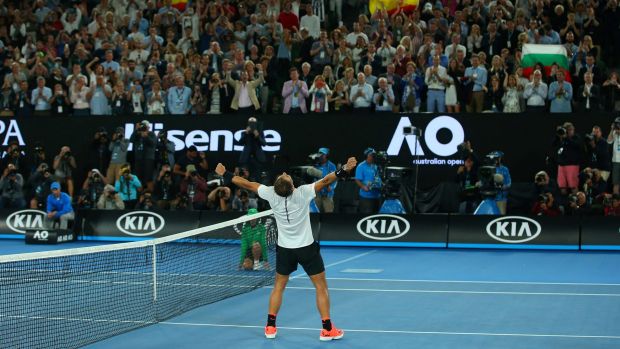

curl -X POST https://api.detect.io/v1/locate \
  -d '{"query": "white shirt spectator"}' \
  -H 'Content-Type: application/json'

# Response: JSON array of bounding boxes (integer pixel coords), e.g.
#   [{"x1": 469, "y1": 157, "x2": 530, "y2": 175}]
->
[
  {"x1": 300, "y1": 14, "x2": 320, "y2": 39},
  {"x1": 350, "y1": 83, "x2": 374, "y2": 108},
  {"x1": 425, "y1": 65, "x2": 449, "y2": 90},
  {"x1": 523, "y1": 81, "x2": 548, "y2": 106},
  {"x1": 238, "y1": 82, "x2": 253, "y2": 108}
]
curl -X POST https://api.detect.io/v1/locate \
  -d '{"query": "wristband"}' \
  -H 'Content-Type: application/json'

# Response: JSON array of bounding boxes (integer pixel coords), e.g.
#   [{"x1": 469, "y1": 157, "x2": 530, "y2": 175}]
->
[
  {"x1": 223, "y1": 171, "x2": 234, "y2": 185},
  {"x1": 335, "y1": 168, "x2": 348, "y2": 179}
]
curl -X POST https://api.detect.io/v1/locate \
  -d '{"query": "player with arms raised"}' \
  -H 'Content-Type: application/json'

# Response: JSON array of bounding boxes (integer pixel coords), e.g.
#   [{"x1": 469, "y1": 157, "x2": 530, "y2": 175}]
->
[{"x1": 215, "y1": 156, "x2": 357, "y2": 341}]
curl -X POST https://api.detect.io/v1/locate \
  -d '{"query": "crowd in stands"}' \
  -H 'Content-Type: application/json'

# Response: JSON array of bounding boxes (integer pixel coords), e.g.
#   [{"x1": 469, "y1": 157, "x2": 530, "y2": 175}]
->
[{"x1": 0, "y1": 0, "x2": 618, "y2": 117}]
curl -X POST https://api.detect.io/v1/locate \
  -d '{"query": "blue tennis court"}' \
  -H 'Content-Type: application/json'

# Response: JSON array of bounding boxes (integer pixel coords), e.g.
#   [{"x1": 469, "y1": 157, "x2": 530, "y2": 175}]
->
[{"x1": 4, "y1": 240, "x2": 620, "y2": 349}]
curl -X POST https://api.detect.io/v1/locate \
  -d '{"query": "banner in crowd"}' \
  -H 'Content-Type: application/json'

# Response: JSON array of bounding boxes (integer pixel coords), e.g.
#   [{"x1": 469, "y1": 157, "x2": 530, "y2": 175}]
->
[{"x1": 1, "y1": 112, "x2": 614, "y2": 189}]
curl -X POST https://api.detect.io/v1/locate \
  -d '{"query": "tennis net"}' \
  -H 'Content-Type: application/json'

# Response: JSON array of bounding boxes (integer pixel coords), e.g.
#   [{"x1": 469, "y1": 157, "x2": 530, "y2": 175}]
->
[{"x1": 0, "y1": 209, "x2": 277, "y2": 349}]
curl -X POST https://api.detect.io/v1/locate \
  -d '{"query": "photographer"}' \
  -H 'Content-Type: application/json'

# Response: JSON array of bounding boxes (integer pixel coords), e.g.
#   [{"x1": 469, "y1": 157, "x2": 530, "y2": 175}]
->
[
  {"x1": 354, "y1": 148, "x2": 382, "y2": 214},
  {"x1": 533, "y1": 170, "x2": 560, "y2": 197},
  {"x1": 0, "y1": 164, "x2": 26, "y2": 209},
  {"x1": 239, "y1": 117, "x2": 266, "y2": 177},
  {"x1": 604, "y1": 194, "x2": 620, "y2": 216},
  {"x1": 135, "y1": 191, "x2": 156, "y2": 210},
  {"x1": 207, "y1": 185, "x2": 231, "y2": 212},
  {"x1": 96, "y1": 184, "x2": 125, "y2": 210},
  {"x1": 231, "y1": 189, "x2": 258, "y2": 212},
  {"x1": 580, "y1": 168, "x2": 607, "y2": 205},
  {"x1": 27, "y1": 163, "x2": 54, "y2": 209},
  {"x1": 53, "y1": 146, "x2": 77, "y2": 198},
  {"x1": 130, "y1": 120, "x2": 157, "y2": 191},
  {"x1": 554, "y1": 122, "x2": 582, "y2": 195},
  {"x1": 607, "y1": 117, "x2": 620, "y2": 194},
  {"x1": 313, "y1": 148, "x2": 337, "y2": 213},
  {"x1": 587, "y1": 126, "x2": 611, "y2": 181},
  {"x1": 174, "y1": 146, "x2": 208, "y2": 180},
  {"x1": 565, "y1": 191, "x2": 592, "y2": 216},
  {"x1": 77, "y1": 169, "x2": 106, "y2": 209},
  {"x1": 154, "y1": 165, "x2": 178, "y2": 210},
  {"x1": 2, "y1": 142, "x2": 27, "y2": 178},
  {"x1": 30, "y1": 143, "x2": 47, "y2": 176},
  {"x1": 89, "y1": 128, "x2": 111, "y2": 176},
  {"x1": 179, "y1": 164, "x2": 208, "y2": 210},
  {"x1": 531, "y1": 192, "x2": 561, "y2": 216},
  {"x1": 115, "y1": 165, "x2": 142, "y2": 208},
  {"x1": 456, "y1": 155, "x2": 479, "y2": 214},
  {"x1": 155, "y1": 130, "x2": 175, "y2": 174},
  {"x1": 107, "y1": 127, "x2": 129, "y2": 184}
]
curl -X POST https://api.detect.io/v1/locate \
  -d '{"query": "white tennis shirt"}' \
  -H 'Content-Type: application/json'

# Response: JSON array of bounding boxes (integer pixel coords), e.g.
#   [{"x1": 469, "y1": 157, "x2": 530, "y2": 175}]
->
[{"x1": 258, "y1": 183, "x2": 316, "y2": 249}]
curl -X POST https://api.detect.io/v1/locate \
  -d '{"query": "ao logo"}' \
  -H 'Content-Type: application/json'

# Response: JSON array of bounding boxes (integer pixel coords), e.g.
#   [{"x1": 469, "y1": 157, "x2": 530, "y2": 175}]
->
[
  {"x1": 116, "y1": 211, "x2": 165, "y2": 236},
  {"x1": 486, "y1": 216, "x2": 542, "y2": 243},
  {"x1": 387, "y1": 116, "x2": 465, "y2": 157},
  {"x1": 6, "y1": 210, "x2": 46, "y2": 234},
  {"x1": 357, "y1": 214, "x2": 410, "y2": 240},
  {"x1": 33, "y1": 230, "x2": 49, "y2": 240}
]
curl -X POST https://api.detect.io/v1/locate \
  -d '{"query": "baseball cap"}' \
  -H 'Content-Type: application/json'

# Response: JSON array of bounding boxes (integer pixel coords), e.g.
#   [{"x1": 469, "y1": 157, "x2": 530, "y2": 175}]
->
[
  {"x1": 247, "y1": 208, "x2": 258, "y2": 216},
  {"x1": 50, "y1": 182, "x2": 61, "y2": 190},
  {"x1": 318, "y1": 147, "x2": 329, "y2": 155},
  {"x1": 364, "y1": 147, "x2": 376, "y2": 156},
  {"x1": 140, "y1": 120, "x2": 150, "y2": 127},
  {"x1": 186, "y1": 164, "x2": 197, "y2": 172}
]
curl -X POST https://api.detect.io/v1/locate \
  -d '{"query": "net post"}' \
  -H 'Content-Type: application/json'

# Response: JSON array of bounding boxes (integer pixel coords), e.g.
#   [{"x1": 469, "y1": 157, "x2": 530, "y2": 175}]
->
[{"x1": 152, "y1": 243, "x2": 157, "y2": 302}]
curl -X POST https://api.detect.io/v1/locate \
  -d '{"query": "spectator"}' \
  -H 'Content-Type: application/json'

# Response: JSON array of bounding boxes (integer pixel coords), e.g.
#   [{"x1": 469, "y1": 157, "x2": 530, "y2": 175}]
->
[
  {"x1": 46, "y1": 181, "x2": 74, "y2": 230},
  {"x1": 588, "y1": 126, "x2": 611, "y2": 181},
  {"x1": 179, "y1": 164, "x2": 208, "y2": 210},
  {"x1": 225, "y1": 63, "x2": 265, "y2": 115},
  {"x1": 354, "y1": 148, "x2": 382, "y2": 214},
  {"x1": 174, "y1": 146, "x2": 209, "y2": 180},
  {"x1": 0, "y1": 164, "x2": 25, "y2": 209},
  {"x1": 328, "y1": 80, "x2": 350, "y2": 112},
  {"x1": 167, "y1": 75, "x2": 192, "y2": 115},
  {"x1": 300, "y1": 4, "x2": 320, "y2": 39},
  {"x1": 425, "y1": 55, "x2": 449, "y2": 112},
  {"x1": 373, "y1": 77, "x2": 395, "y2": 112},
  {"x1": 50, "y1": 84, "x2": 70, "y2": 116},
  {"x1": 308, "y1": 75, "x2": 331, "y2": 113},
  {"x1": 548, "y1": 70, "x2": 573, "y2": 113},
  {"x1": 15, "y1": 80, "x2": 32, "y2": 117},
  {"x1": 239, "y1": 117, "x2": 267, "y2": 176},
  {"x1": 232, "y1": 189, "x2": 258, "y2": 212},
  {"x1": 282, "y1": 67, "x2": 309, "y2": 114},
  {"x1": 502, "y1": 74, "x2": 522, "y2": 112},
  {"x1": 523, "y1": 70, "x2": 548, "y2": 112},
  {"x1": 53, "y1": 146, "x2": 77, "y2": 198},
  {"x1": 147, "y1": 81, "x2": 167, "y2": 115},
  {"x1": 464, "y1": 55, "x2": 487, "y2": 113},
  {"x1": 555, "y1": 122, "x2": 582, "y2": 195},
  {"x1": 70, "y1": 77, "x2": 90, "y2": 116},
  {"x1": 608, "y1": 119, "x2": 620, "y2": 195},
  {"x1": 311, "y1": 31, "x2": 334, "y2": 73},
  {"x1": 531, "y1": 192, "x2": 561, "y2": 216},
  {"x1": 190, "y1": 84, "x2": 207, "y2": 114},
  {"x1": 115, "y1": 165, "x2": 142, "y2": 208},
  {"x1": 401, "y1": 62, "x2": 423, "y2": 112},
  {"x1": 97, "y1": 184, "x2": 125, "y2": 210},
  {"x1": 483, "y1": 75, "x2": 504, "y2": 112},
  {"x1": 577, "y1": 72, "x2": 601, "y2": 112},
  {"x1": 130, "y1": 120, "x2": 157, "y2": 191},
  {"x1": 314, "y1": 147, "x2": 337, "y2": 213},
  {"x1": 129, "y1": 79, "x2": 145, "y2": 115},
  {"x1": 87, "y1": 75, "x2": 112, "y2": 116},
  {"x1": 350, "y1": 73, "x2": 373, "y2": 110},
  {"x1": 602, "y1": 71, "x2": 620, "y2": 112},
  {"x1": 154, "y1": 165, "x2": 178, "y2": 210},
  {"x1": 31, "y1": 77, "x2": 52, "y2": 116}
]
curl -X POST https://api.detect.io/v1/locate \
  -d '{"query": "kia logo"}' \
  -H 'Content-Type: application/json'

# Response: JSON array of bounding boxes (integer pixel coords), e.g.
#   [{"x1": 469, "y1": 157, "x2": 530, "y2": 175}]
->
[
  {"x1": 356, "y1": 214, "x2": 410, "y2": 240},
  {"x1": 486, "y1": 216, "x2": 542, "y2": 243},
  {"x1": 116, "y1": 211, "x2": 165, "y2": 236},
  {"x1": 6, "y1": 209, "x2": 46, "y2": 234}
]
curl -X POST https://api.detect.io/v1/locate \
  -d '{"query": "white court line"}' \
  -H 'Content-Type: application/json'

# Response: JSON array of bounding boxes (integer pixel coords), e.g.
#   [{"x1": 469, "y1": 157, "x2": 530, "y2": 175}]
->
[
  {"x1": 289, "y1": 250, "x2": 377, "y2": 280},
  {"x1": 294, "y1": 277, "x2": 620, "y2": 287},
  {"x1": 158, "y1": 322, "x2": 620, "y2": 340},
  {"x1": 277, "y1": 286, "x2": 620, "y2": 297}
]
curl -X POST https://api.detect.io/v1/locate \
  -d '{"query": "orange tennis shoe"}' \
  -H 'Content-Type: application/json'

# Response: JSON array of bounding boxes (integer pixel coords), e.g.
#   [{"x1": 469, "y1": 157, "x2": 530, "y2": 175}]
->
[
  {"x1": 319, "y1": 327, "x2": 344, "y2": 341},
  {"x1": 265, "y1": 325, "x2": 277, "y2": 339}
]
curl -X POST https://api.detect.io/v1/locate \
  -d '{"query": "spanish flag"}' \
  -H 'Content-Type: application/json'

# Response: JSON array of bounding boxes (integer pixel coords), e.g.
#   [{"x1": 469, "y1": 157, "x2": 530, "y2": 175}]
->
[
  {"x1": 171, "y1": 0, "x2": 188, "y2": 12},
  {"x1": 369, "y1": 0, "x2": 418, "y2": 15}
]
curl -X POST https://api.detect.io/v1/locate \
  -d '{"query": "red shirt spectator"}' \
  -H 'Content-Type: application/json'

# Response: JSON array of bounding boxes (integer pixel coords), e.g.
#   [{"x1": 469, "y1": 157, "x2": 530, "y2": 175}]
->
[{"x1": 278, "y1": 2, "x2": 299, "y2": 31}]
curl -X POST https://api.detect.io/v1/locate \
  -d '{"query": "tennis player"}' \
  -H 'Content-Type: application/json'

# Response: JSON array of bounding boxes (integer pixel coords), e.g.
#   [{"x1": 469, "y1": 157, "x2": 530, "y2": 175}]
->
[{"x1": 215, "y1": 156, "x2": 357, "y2": 341}]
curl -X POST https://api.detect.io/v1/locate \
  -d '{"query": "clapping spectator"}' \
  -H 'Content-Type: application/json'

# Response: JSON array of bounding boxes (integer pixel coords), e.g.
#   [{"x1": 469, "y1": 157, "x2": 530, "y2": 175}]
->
[
  {"x1": 523, "y1": 70, "x2": 548, "y2": 112},
  {"x1": 548, "y1": 70, "x2": 573, "y2": 113},
  {"x1": 350, "y1": 72, "x2": 373, "y2": 110},
  {"x1": 577, "y1": 72, "x2": 601, "y2": 111},
  {"x1": 308, "y1": 75, "x2": 331, "y2": 113},
  {"x1": 70, "y1": 77, "x2": 90, "y2": 116},
  {"x1": 282, "y1": 67, "x2": 309, "y2": 114}
]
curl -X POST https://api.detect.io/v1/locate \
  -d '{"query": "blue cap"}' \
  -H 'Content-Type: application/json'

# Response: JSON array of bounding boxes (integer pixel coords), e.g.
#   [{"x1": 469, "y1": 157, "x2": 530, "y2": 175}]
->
[
  {"x1": 318, "y1": 147, "x2": 329, "y2": 155},
  {"x1": 50, "y1": 182, "x2": 61, "y2": 190},
  {"x1": 364, "y1": 147, "x2": 376, "y2": 156},
  {"x1": 489, "y1": 151, "x2": 504, "y2": 158}
]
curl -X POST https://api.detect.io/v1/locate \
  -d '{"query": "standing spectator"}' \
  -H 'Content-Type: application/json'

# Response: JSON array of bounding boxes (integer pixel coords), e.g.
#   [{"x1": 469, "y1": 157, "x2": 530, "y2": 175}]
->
[
  {"x1": 608, "y1": 118, "x2": 620, "y2": 194},
  {"x1": 166, "y1": 75, "x2": 192, "y2": 115},
  {"x1": 115, "y1": 166, "x2": 142, "y2": 208},
  {"x1": 355, "y1": 148, "x2": 382, "y2": 214},
  {"x1": 46, "y1": 182, "x2": 74, "y2": 230},
  {"x1": 425, "y1": 55, "x2": 449, "y2": 112},
  {"x1": 87, "y1": 75, "x2": 112, "y2": 116},
  {"x1": 483, "y1": 75, "x2": 504, "y2": 112},
  {"x1": 0, "y1": 164, "x2": 25, "y2": 209},
  {"x1": 314, "y1": 147, "x2": 337, "y2": 213},
  {"x1": 308, "y1": 75, "x2": 331, "y2": 113},
  {"x1": 310, "y1": 31, "x2": 334, "y2": 73},
  {"x1": 130, "y1": 120, "x2": 157, "y2": 191},
  {"x1": 577, "y1": 72, "x2": 601, "y2": 112},
  {"x1": 548, "y1": 70, "x2": 573, "y2": 113},
  {"x1": 96, "y1": 184, "x2": 125, "y2": 210},
  {"x1": 278, "y1": 1, "x2": 299, "y2": 32},
  {"x1": 15, "y1": 80, "x2": 32, "y2": 117},
  {"x1": 373, "y1": 77, "x2": 395, "y2": 112},
  {"x1": 70, "y1": 77, "x2": 90, "y2": 116},
  {"x1": 328, "y1": 80, "x2": 350, "y2": 112},
  {"x1": 350, "y1": 73, "x2": 373, "y2": 110},
  {"x1": 239, "y1": 117, "x2": 267, "y2": 176},
  {"x1": 555, "y1": 122, "x2": 582, "y2": 195},
  {"x1": 300, "y1": 4, "x2": 320, "y2": 39},
  {"x1": 282, "y1": 67, "x2": 309, "y2": 114},
  {"x1": 147, "y1": 81, "x2": 167, "y2": 115},
  {"x1": 31, "y1": 77, "x2": 52, "y2": 116},
  {"x1": 190, "y1": 84, "x2": 206, "y2": 114},
  {"x1": 602, "y1": 71, "x2": 620, "y2": 112},
  {"x1": 129, "y1": 80, "x2": 145, "y2": 115},
  {"x1": 502, "y1": 74, "x2": 522, "y2": 113},
  {"x1": 53, "y1": 146, "x2": 77, "y2": 198},
  {"x1": 225, "y1": 64, "x2": 265, "y2": 115},
  {"x1": 50, "y1": 84, "x2": 70, "y2": 116},
  {"x1": 464, "y1": 55, "x2": 487, "y2": 113},
  {"x1": 589, "y1": 126, "x2": 611, "y2": 182},
  {"x1": 111, "y1": 81, "x2": 129, "y2": 116},
  {"x1": 107, "y1": 127, "x2": 129, "y2": 184},
  {"x1": 401, "y1": 62, "x2": 423, "y2": 113},
  {"x1": 523, "y1": 70, "x2": 548, "y2": 112}
]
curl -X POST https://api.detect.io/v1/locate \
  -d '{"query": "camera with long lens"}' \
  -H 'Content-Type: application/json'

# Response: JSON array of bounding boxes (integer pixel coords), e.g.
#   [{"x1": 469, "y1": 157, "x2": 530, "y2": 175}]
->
[
  {"x1": 63, "y1": 151, "x2": 71, "y2": 159},
  {"x1": 477, "y1": 152, "x2": 503, "y2": 198},
  {"x1": 535, "y1": 173, "x2": 546, "y2": 185},
  {"x1": 538, "y1": 194, "x2": 549, "y2": 204},
  {"x1": 556, "y1": 126, "x2": 567, "y2": 137},
  {"x1": 568, "y1": 193, "x2": 578, "y2": 205},
  {"x1": 373, "y1": 150, "x2": 410, "y2": 199}
]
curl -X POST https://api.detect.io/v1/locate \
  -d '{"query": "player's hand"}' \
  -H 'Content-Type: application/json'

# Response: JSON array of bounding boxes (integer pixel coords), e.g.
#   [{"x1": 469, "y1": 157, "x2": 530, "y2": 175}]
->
[
  {"x1": 343, "y1": 157, "x2": 357, "y2": 172},
  {"x1": 215, "y1": 163, "x2": 226, "y2": 176}
]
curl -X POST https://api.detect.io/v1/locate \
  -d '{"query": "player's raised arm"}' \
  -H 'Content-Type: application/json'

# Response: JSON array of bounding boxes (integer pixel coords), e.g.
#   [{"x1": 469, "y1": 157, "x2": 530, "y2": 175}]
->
[
  {"x1": 314, "y1": 157, "x2": 357, "y2": 193},
  {"x1": 215, "y1": 163, "x2": 261, "y2": 193}
]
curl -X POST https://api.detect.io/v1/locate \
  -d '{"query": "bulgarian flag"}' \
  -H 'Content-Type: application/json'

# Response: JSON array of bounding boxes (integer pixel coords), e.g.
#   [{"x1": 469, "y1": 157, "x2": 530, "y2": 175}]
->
[
  {"x1": 369, "y1": 0, "x2": 418, "y2": 15},
  {"x1": 521, "y1": 44, "x2": 571, "y2": 81},
  {"x1": 171, "y1": 0, "x2": 188, "y2": 12}
]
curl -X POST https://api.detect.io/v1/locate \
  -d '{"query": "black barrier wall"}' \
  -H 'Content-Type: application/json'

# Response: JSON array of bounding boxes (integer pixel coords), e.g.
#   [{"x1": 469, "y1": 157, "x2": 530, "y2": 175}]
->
[
  {"x1": 2, "y1": 209, "x2": 620, "y2": 250},
  {"x1": 2, "y1": 112, "x2": 615, "y2": 189}
]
